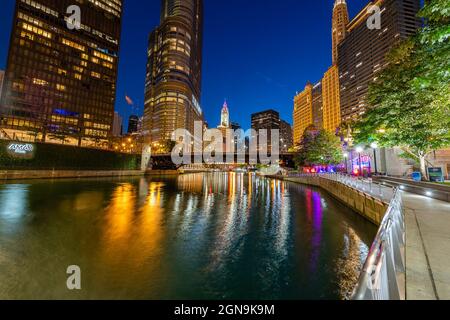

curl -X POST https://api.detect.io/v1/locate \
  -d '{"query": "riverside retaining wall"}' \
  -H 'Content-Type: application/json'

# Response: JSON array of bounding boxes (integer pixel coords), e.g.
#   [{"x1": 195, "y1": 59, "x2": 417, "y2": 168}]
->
[
  {"x1": 0, "y1": 170, "x2": 144, "y2": 181},
  {"x1": 274, "y1": 175, "x2": 388, "y2": 225}
]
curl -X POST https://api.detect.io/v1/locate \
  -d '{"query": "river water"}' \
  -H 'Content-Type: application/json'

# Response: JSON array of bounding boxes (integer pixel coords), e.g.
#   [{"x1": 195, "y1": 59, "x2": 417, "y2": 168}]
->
[{"x1": 0, "y1": 173, "x2": 376, "y2": 300}]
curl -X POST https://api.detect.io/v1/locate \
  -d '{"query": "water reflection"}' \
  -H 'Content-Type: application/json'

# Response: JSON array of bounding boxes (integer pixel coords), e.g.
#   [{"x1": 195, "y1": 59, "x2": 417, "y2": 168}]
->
[{"x1": 0, "y1": 174, "x2": 376, "y2": 299}]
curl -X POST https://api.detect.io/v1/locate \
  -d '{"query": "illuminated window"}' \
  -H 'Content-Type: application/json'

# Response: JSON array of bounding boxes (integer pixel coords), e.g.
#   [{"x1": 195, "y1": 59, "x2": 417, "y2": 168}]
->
[{"x1": 62, "y1": 38, "x2": 85, "y2": 51}]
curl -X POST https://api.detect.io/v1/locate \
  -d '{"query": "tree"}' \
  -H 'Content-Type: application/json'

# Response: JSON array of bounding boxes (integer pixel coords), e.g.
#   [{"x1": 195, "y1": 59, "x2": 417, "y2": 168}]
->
[
  {"x1": 353, "y1": 0, "x2": 450, "y2": 179},
  {"x1": 295, "y1": 129, "x2": 344, "y2": 168}
]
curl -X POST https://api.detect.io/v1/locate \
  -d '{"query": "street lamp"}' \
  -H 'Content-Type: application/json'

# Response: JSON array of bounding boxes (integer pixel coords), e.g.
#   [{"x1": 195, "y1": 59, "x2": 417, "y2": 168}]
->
[
  {"x1": 370, "y1": 142, "x2": 379, "y2": 175},
  {"x1": 356, "y1": 146, "x2": 364, "y2": 176},
  {"x1": 343, "y1": 152, "x2": 349, "y2": 174}
]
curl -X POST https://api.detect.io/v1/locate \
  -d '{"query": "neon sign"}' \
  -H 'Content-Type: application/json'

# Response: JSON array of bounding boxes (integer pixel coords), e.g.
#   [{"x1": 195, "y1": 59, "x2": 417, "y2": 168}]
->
[{"x1": 7, "y1": 143, "x2": 35, "y2": 159}]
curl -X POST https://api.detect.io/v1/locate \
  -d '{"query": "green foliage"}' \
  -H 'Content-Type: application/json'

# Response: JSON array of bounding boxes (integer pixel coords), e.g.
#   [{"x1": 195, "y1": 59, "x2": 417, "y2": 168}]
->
[
  {"x1": 294, "y1": 129, "x2": 344, "y2": 168},
  {"x1": 0, "y1": 141, "x2": 141, "y2": 170},
  {"x1": 354, "y1": 0, "x2": 450, "y2": 177}
]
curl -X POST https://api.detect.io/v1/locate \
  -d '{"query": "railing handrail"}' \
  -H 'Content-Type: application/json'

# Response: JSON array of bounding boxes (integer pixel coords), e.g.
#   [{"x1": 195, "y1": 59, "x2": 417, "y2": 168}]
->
[{"x1": 351, "y1": 188, "x2": 405, "y2": 300}]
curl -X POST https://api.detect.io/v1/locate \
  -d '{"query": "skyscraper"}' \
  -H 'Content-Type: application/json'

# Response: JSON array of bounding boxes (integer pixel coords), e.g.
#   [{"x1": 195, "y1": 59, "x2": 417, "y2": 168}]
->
[
  {"x1": 112, "y1": 112, "x2": 123, "y2": 137},
  {"x1": 312, "y1": 82, "x2": 323, "y2": 131},
  {"x1": 127, "y1": 115, "x2": 139, "y2": 134},
  {"x1": 338, "y1": 0, "x2": 422, "y2": 121},
  {"x1": 0, "y1": 0, "x2": 123, "y2": 147},
  {"x1": 332, "y1": 0, "x2": 349, "y2": 65},
  {"x1": 280, "y1": 120, "x2": 293, "y2": 153},
  {"x1": 322, "y1": 65, "x2": 341, "y2": 133},
  {"x1": 251, "y1": 109, "x2": 280, "y2": 152},
  {"x1": 293, "y1": 83, "x2": 313, "y2": 145},
  {"x1": 218, "y1": 101, "x2": 230, "y2": 129},
  {"x1": 144, "y1": 0, "x2": 204, "y2": 146}
]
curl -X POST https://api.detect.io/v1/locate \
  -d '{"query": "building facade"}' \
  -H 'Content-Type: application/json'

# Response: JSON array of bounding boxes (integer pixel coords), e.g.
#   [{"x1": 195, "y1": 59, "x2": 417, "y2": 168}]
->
[
  {"x1": 112, "y1": 111, "x2": 123, "y2": 137},
  {"x1": 280, "y1": 120, "x2": 293, "y2": 153},
  {"x1": 332, "y1": 0, "x2": 349, "y2": 65},
  {"x1": 144, "y1": 0, "x2": 204, "y2": 147},
  {"x1": 0, "y1": 0, "x2": 123, "y2": 147},
  {"x1": 293, "y1": 83, "x2": 313, "y2": 145},
  {"x1": 322, "y1": 65, "x2": 341, "y2": 133},
  {"x1": 251, "y1": 109, "x2": 280, "y2": 153},
  {"x1": 338, "y1": 0, "x2": 422, "y2": 122},
  {"x1": 127, "y1": 115, "x2": 139, "y2": 134},
  {"x1": 312, "y1": 82, "x2": 323, "y2": 131}
]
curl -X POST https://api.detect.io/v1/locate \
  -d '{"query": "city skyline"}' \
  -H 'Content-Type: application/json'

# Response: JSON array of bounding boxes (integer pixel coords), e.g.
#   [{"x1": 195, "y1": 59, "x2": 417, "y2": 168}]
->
[{"x1": 0, "y1": 0, "x2": 370, "y2": 131}]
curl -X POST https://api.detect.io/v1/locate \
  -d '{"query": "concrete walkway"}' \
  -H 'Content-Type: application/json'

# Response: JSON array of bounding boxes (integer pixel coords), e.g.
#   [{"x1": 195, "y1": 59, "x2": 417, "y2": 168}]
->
[{"x1": 404, "y1": 192, "x2": 450, "y2": 300}]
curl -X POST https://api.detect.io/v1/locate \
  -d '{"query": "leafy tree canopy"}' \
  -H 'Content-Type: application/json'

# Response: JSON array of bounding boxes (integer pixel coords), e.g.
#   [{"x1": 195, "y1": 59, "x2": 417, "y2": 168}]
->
[{"x1": 295, "y1": 129, "x2": 343, "y2": 168}]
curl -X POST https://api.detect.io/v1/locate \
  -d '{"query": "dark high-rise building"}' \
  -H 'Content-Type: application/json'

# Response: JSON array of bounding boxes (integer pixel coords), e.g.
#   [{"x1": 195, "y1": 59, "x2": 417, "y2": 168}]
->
[
  {"x1": 251, "y1": 109, "x2": 280, "y2": 152},
  {"x1": 0, "y1": 0, "x2": 123, "y2": 147},
  {"x1": 127, "y1": 115, "x2": 139, "y2": 134},
  {"x1": 280, "y1": 120, "x2": 293, "y2": 153},
  {"x1": 312, "y1": 82, "x2": 323, "y2": 130},
  {"x1": 112, "y1": 111, "x2": 123, "y2": 137},
  {"x1": 338, "y1": 0, "x2": 421, "y2": 121},
  {"x1": 144, "y1": 0, "x2": 204, "y2": 146}
]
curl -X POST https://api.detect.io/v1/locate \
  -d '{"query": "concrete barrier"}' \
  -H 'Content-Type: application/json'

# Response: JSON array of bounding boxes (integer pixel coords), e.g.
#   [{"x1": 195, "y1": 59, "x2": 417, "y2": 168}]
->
[{"x1": 276, "y1": 175, "x2": 388, "y2": 225}]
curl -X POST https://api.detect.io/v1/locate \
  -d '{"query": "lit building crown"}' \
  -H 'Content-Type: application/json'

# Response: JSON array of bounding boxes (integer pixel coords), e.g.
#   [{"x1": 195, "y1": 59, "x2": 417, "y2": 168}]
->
[
  {"x1": 219, "y1": 100, "x2": 230, "y2": 128},
  {"x1": 334, "y1": 0, "x2": 347, "y2": 8}
]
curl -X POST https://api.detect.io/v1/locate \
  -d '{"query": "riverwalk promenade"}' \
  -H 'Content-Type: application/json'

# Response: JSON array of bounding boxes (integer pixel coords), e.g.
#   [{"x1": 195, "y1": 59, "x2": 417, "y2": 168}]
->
[{"x1": 405, "y1": 193, "x2": 450, "y2": 300}]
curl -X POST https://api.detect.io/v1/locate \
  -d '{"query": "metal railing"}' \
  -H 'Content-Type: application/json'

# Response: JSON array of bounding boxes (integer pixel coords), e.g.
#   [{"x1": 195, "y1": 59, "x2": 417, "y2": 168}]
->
[
  {"x1": 286, "y1": 172, "x2": 394, "y2": 202},
  {"x1": 351, "y1": 188, "x2": 405, "y2": 300}
]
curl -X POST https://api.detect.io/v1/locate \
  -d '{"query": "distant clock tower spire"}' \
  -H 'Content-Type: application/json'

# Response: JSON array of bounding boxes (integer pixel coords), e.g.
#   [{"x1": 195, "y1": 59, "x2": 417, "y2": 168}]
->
[
  {"x1": 332, "y1": 0, "x2": 349, "y2": 64},
  {"x1": 219, "y1": 100, "x2": 230, "y2": 128}
]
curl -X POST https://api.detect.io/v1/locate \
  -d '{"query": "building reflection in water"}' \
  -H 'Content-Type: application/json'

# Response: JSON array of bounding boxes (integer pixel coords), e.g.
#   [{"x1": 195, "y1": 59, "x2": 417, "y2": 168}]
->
[
  {"x1": 309, "y1": 191, "x2": 323, "y2": 273},
  {"x1": 0, "y1": 173, "x2": 376, "y2": 299},
  {"x1": 335, "y1": 227, "x2": 367, "y2": 300},
  {"x1": 0, "y1": 185, "x2": 29, "y2": 232}
]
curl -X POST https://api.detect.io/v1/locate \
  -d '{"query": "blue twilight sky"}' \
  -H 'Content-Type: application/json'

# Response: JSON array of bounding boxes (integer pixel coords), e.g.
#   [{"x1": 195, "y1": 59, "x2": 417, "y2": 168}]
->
[{"x1": 0, "y1": 0, "x2": 370, "y2": 130}]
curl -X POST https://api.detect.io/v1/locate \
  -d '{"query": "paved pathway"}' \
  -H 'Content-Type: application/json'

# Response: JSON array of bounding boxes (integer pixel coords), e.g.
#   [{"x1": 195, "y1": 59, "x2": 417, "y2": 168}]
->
[{"x1": 404, "y1": 192, "x2": 450, "y2": 300}]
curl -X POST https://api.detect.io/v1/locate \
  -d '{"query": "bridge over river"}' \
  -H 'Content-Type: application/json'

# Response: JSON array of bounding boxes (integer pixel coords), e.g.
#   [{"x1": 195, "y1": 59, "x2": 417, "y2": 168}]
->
[{"x1": 148, "y1": 153, "x2": 296, "y2": 170}]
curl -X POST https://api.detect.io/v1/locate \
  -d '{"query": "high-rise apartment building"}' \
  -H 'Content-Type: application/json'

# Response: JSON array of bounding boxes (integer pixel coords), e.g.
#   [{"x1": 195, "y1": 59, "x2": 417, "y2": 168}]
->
[
  {"x1": 127, "y1": 115, "x2": 139, "y2": 134},
  {"x1": 144, "y1": 0, "x2": 204, "y2": 146},
  {"x1": 322, "y1": 65, "x2": 341, "y2": 133},
  {"x1": 338, "y1": 0, "x2": 422, "y2": 121},
  {"x1": 0, "y1": 0, "x2": 123, "y2": 146},
  {"x1": 112, "y1": 112, "x2": 123, "y2": 137},
  {"x1": 280, "y1": 120, "x2": 293, "y2": 153},
  {"x1": 312, "y1": 82, "x2": 323, "y2": 131},
  {"x1": 251, "y1": 109, "x2": 280, "y2": 152},
  {"x1": 293, "y1": 84, "x2": 313, "y2": 145},
  {"x1": 332, "y1": 0, "x2": 349, "y2": 64}
]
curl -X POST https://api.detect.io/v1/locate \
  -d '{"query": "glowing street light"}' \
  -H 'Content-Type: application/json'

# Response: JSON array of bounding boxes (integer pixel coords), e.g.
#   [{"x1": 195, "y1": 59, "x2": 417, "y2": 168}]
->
[{"x1": 370, "y1": 142, "x2": 379, "y2": 174}]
